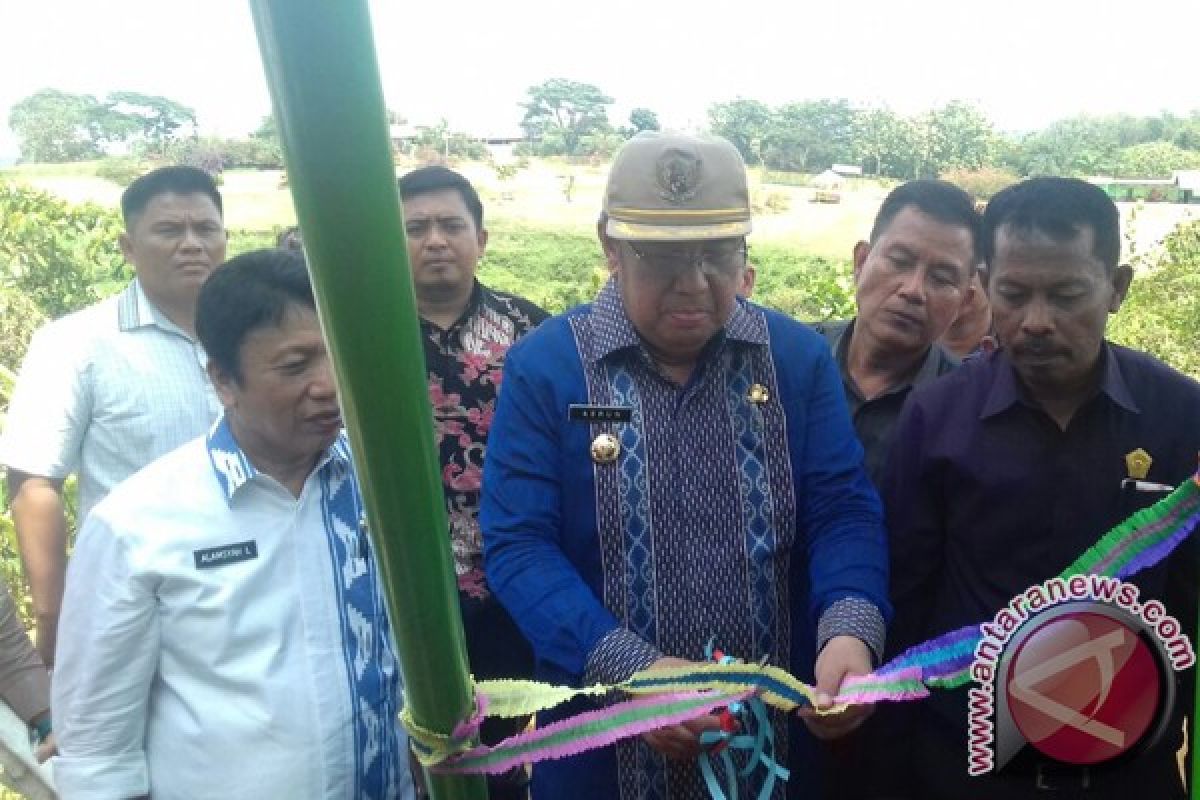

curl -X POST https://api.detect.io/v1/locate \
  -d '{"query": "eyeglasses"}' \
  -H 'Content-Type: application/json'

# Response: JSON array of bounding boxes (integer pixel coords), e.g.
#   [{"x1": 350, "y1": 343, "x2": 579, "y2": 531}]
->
[{"x1": 625, "y1": 240, "x2": 748, "y2": 282}]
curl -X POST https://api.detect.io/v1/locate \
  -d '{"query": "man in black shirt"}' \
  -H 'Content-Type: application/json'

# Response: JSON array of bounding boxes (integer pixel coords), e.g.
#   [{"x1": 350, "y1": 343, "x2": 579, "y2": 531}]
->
[
  {"x1": 399, "y1": 166, "x2": 548, "y2": 799},
  {"x1": 813, "y1": 180, "x2": 980, "y2": 486}
]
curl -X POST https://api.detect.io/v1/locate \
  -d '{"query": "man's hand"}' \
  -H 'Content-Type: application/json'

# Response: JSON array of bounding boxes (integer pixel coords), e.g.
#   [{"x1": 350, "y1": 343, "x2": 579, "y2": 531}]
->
[
  {"x1": 640, "y1": 657, "x2": 722, "y2": 760},
  {"x1": 798, "y1": 635, "x2": 874, "y2": 741},
  {"x1": 35, "y1": 731, "x2": 55, "y2": 763},
  {"x1": 7, "y1": 471, "x2": 68, "y2": 667}
]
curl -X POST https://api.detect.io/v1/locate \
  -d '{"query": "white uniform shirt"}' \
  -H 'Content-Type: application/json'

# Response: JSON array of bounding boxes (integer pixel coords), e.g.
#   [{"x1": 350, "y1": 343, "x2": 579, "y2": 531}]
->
[
  {"x1": 52, "y1": 419, "x2": 415, "y2": 800},
  {"x1": 0, "y1": 280, "x2": 220, "y2": 517}
]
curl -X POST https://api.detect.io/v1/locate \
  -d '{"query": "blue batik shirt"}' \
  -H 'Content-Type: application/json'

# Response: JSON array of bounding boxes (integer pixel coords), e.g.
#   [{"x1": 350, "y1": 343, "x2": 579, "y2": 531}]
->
[{"x1": 481, "y1": 280, "x2": 889, "y2": 800}]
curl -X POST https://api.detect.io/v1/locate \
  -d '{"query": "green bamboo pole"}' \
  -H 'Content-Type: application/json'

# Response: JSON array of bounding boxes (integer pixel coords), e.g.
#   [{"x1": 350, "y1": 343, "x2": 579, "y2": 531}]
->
[{"x1": 247, "y1": 3, "x2": 486, "y2": 798}]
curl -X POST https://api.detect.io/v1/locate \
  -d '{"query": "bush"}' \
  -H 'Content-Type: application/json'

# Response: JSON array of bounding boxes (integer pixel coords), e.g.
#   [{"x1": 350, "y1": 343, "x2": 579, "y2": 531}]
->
[
  {"x1": 751, "y1": 246, "x2": 856, "y2": 321},
  {"x1": 0, "y1": 181, "x2": 130, "y2": 322},
  {"x1": 763, "y1": 171, "x2": 814, "y2": 188},
  {"x1": 494, "y1": 163, "x2": 520, "y2": 181},
  {"x1": 0, "y1": 289, "x2": 46, "y2": 379},
  {"x1": 751, "y1": 190, "x2": 791, "y2": 214},
  {"x1": 1109, "y1": 219, "x2": 1200, "y2": 379},
  {"x1": 939, "y1": 166, "x2": 1020, "y2": 200},
  {"x1": 163, "y1": 136, "x2": 284, "y2": 173},
  {"x1": 477, "y1": 223, "x2": 606, "y2": 312},
  {"x1": 475, "y1": 222, "x2": 857, "y2": 322},
  {"x1": 96, "y1": 157, "x2": 147, "y2": 187}
]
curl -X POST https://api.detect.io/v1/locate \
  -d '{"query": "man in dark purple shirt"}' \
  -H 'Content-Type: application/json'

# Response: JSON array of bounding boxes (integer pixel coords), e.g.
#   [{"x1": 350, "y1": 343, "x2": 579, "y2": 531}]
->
[{"x1": 881, "y1": 177, "x2": 1200, "y2": 798}]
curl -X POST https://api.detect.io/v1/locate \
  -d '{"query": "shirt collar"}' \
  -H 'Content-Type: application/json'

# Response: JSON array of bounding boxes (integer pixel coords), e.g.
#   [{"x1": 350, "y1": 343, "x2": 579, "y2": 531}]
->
[
  {"x1": 206, "y1": 415, "x2": 352, "y2": 504},
  {"x1": 420, "y1": 280, "x2": 486, "y2": 336},
  {"x1": 586, "y1": 277, "x2": 767, "y2": 364},
  {"x1": 118, "y1": 279, "x2": 192, "y2": 339},
  {"x1": 981, "y1": 342, "x2": 1140, "y2": 419},
  {"x1": 831, "y1": 318, "x2": 952, "y2": 399}
]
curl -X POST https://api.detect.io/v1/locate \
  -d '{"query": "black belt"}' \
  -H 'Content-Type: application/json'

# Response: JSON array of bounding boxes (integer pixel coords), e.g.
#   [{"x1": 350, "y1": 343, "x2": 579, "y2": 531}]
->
[{"x1": 1031, "y1": 761, "x2": 1092, "y2": 792}]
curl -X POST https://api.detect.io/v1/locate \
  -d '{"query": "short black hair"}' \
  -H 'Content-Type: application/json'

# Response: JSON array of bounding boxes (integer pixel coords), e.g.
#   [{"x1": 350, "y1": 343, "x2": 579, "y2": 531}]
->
[
  {"x1": 869, "y1": 180, "x2": 983, "y2": 263},
  {"x1": 196, "y1": 249, "x2": 315, "y2": 382},
  {"x1": 398, "y1": 165, "x2": 483, "y2": 230},
  {"x1": 983, "y1": 176, "x2": 1120, "y2": 274},
  {"x1": 121, "y1": 165, "x2": 223, "y2": 228}
]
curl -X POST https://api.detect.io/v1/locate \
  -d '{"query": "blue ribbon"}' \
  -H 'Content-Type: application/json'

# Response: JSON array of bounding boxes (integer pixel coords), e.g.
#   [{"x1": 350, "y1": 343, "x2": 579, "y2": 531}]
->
[{"x1": 697, "y1": 641, "x2": 791, "y2": 799}]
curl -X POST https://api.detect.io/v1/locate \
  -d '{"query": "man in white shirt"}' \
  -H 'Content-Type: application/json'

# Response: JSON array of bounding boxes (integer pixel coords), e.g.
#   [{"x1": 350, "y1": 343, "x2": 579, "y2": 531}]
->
[
  {"x1": 52, "y1": 249, "x2": 415, "y2": 800},
  {"x1": 1, "y1": 166, "x2": 226, "y2": 666}
]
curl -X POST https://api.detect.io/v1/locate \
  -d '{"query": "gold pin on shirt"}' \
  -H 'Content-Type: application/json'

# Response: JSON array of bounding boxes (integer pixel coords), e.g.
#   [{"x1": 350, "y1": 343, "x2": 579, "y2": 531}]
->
[
  {"x1": 747, "y1": 383, "x2": 769, "y2": 406},
  {"x1": 1126, "y1": 448, "x2": 1153, "y2": 480},
  {"x1": 591, "y1": 433, "x2": 620, "y2": 464}
]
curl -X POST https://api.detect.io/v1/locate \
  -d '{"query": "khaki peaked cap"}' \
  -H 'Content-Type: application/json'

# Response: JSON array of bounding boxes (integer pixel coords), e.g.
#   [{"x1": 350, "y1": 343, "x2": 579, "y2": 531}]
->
[{"x1": 603, "y1": 132, "x2": 752, "y2": 241}]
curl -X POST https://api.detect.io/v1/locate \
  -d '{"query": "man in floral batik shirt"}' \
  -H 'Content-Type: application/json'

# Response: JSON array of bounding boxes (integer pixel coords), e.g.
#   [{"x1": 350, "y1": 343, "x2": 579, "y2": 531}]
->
[{"x1": 399, "y1": 166, "x2": 548, "y2": 798}]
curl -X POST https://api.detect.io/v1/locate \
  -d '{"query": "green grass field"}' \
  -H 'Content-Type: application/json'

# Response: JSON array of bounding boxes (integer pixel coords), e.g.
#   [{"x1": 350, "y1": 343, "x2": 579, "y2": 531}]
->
[
  {"x1": 0, "y1": 161, "x2": 879, "y2": 261},
  {"x1": 4, "y1": 158, "x2": 1194, "y2": 263}
]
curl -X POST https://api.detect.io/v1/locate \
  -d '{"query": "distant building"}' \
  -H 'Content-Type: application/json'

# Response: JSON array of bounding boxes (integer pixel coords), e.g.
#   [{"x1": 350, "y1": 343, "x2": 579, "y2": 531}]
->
[
  {"x1": 478, "y1": 130, "x2": 527, "y2": 163},
  {"x1": 813, "y1": 169, "x2": 845, "y2": 189},
  {"x1": 389, "y1": 123, "x2": 530, "y2": 162},
  {"x1": 1087, "y1": 173, "x2": 1200, "y2": 204},
  {"x1": 832, "y1": 164, "x2": 863, "y2": 177},
  {"x1": 1174, "y1": 170, "x2": 1200, "y2": 203}
]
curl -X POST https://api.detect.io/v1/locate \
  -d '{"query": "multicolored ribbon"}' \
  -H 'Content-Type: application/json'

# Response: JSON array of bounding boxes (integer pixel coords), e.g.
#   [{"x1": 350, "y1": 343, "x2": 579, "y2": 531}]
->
[
  {"x1": 403, "y1": 469, "x2": 1200, "y2": 789},
  {"x1": 879, "y1": 468, "x2": 1200, "y2": 691}
]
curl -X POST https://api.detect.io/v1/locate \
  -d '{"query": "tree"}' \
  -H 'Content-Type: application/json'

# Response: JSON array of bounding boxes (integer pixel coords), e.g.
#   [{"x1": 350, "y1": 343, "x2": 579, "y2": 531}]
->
[
  {"x1": 627, "y1": 108, "x2": 660, "y2": 134},
  {"x1": 1003, "y1": 115, "x2": 1122, "y2": 177},
  {"x1": 919, "y1": 101, "x2": 997, "y2": 176},
  {"x1": 765, "y1": 99, "x2": 857, "y2": 172},
  {"x1": 520, "y1": 79, "x2": 614, "y2": 157},
  {"x1": 707, "y1": 98, "x2": 774, "y2": 166},
  {"x1": 1171, "y1": 114, "x2": 1200, "y2": 151},
  {"x1": 8, "y1": 89, "x2": 105, "y2": 162},
  {"x1": 1116, "y1": 141, "x2": 1200, "y2": 177},
  {"x1": 248, "y1": 114, "x2": 284, "y2": 167},
  {"x1": 853, "y1": 107, "x2": 907, "y2": 177},
  {"x1": 105, "y1": 91, "x2": 197, "y2": 157},
  {"x1": 253, "y1": 114, "x2": 278, "y2": 142},
  {"x1": 410, "y1": 119, "x2": 487, "y2": 161}
]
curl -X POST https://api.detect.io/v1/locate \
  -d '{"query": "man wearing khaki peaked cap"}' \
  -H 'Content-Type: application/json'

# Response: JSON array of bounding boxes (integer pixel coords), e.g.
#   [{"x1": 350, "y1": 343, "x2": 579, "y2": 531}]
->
[{"x1": 482, "y1": 132, "x2": 890, "y2": 799}]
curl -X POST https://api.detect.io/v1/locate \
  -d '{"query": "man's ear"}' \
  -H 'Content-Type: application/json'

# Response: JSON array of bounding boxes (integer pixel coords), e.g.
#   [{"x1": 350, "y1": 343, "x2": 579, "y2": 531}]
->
[
  {"x1": 851, "y1": 241, "x2": 871, "y2": 282},
  {"x1": 477, "y1": 226, "x2": 489, "y2": 255},
  {"x1": 740, "y1": 265, "x2": 757, "y2": 298},
  {"x1": 597, "y1": 225, "x2": 622, "y2": 274},
  {"x1": 1109, "y1": 264, "x2": 1133, "y2": 313},
  {"x1": 206, "y1": 360, "x2": 237, "y2": 410},
  {"x1": 118, "y1": 231, "x2": 135, "y2": 263}
]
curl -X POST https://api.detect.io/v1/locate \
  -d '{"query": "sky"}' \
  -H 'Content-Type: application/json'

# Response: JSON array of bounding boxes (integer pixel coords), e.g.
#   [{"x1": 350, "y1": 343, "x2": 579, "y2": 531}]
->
[{"x1": 2, "y1": 0, "x2": 1198, "y2": 161}]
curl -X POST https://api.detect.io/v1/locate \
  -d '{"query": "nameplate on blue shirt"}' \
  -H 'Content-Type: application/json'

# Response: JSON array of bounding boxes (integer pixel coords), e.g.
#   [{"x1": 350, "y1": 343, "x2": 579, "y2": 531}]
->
[
  {"x1": 569, "y1": 404, "x2": 633, "y2": 423},
  {"x1": 194, "y1": 540, "x2": 259, "y2": 569}
]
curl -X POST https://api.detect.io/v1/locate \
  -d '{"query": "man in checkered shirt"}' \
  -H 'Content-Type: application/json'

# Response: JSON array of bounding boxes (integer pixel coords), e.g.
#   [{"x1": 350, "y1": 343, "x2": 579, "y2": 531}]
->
[{"x1": 1, "y1": 166, "x2": 226, "y2": 667}]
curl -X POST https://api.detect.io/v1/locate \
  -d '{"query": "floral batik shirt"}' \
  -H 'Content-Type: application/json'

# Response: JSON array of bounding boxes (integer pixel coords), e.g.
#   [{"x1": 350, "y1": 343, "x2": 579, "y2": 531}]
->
[{"x1": 422, "y1": 281, "x2": 548, "y2": 603}]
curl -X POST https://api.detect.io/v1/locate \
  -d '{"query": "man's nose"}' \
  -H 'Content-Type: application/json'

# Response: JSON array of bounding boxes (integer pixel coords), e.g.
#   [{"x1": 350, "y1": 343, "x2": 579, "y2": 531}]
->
[
  {"x1": 424, "y1": 223, "x2": 449, "y2": 249},
  {"x1": 672, "y1": 260, "x2": 709, "y2": 292},
  {"x1": 896, "y1": 268, "x2": 927, "y2": 303},
  {"x1": 310, "y1": 360, "x2": 337, "y2": 398},
  {"x1": 180, "y1": 224, "x2": 204, "y2": 250},
  {"x1": 1021, "y1": 298, "x2": 1055, "y2": 334}
]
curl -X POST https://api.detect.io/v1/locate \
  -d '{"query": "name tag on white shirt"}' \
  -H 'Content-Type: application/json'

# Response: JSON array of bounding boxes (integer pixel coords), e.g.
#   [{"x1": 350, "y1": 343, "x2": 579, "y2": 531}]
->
[{"x1": 194, "y1": 541, "x2": 259, "y2": 569}]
